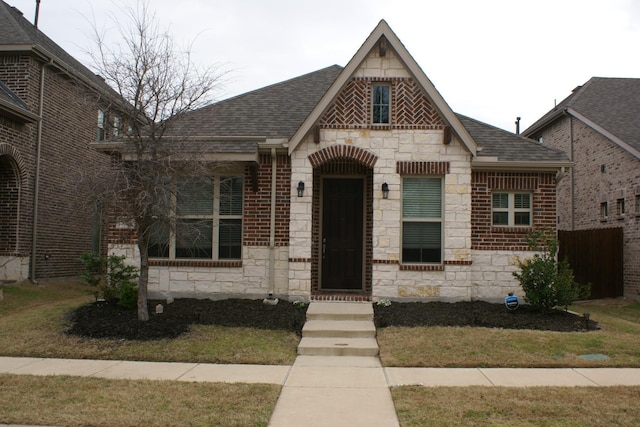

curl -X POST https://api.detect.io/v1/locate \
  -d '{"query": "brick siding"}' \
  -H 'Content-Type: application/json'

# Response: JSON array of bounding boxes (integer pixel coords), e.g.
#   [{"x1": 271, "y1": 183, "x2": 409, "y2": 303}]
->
[
  {"x1": 1, "y1": 53, "x2": 112, "y2": 279},
  {"x1": 471, "y1": 171, "x2": 558, "y2": 250},
  {"x1": 537, "y1": 115, "x2": 640, "y2": 298}
]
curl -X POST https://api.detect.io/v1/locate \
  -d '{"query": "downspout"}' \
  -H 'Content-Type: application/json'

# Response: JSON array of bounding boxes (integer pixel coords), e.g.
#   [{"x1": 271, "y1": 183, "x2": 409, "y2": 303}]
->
[
  {"x1": 263, "y1": 147, "x2": 278, "y2": 304},
  {"x1": 31, "y1": 61, "x2": 49, "y2": 283},
  {"x1": 569, "y1": 115, "x2": 575, "y2": 231}
]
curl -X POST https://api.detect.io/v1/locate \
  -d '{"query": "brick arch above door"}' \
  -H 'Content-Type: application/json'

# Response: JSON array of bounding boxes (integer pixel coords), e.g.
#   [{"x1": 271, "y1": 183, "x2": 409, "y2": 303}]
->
[{"x1": 308, "y1": 144, "x2": 378, "y2": 168}]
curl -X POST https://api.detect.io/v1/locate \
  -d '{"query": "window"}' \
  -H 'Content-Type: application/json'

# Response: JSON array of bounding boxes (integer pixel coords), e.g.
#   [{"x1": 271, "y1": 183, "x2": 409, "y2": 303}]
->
[
  {"x1": 97, "y1": 110, "x2": 105, "y2": 141},
  {"x1": 372, "y1": 83, "x2": 390, "y2": 124},
  {"x1": 492, "y1": 192, "x2": 531, "y2": 226},
  {"x1": 636, "y1": 195, "x2": 640, "y2": 215},
  {"x1": 402, "y1": 177, "x2": 442, "y2": 263},
  {"x1": 600, "y1": 202, "x2": 609, "y2": 220},
  {"x1": 113, "y1": 116, "x2": 121, "y2": 137},
  {"x1": 616, "y1": 198, "x2": 626, "y2": 217},
  {"x1": 148, "y1": 176, "x2": 243, "y2": 260}
]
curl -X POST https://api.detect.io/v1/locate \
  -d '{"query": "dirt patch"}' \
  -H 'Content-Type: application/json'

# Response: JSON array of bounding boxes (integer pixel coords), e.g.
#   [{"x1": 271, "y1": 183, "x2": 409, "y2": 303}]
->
[
  {"x1": 67, "y1": 298, "x2": 308, "y2": 341},
  {"x1": 374, "y1": 301, "x2": 597, "y2": 332},
  {"x1": 66, "y1": 299, "x2": 597, "y2": 341}
]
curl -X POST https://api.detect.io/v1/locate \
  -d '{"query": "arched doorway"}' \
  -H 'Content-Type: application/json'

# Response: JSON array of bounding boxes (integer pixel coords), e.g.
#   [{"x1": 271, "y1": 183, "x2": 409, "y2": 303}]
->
[{"x1": 0, "y1": 154, "x2": 20, "y2": 254}]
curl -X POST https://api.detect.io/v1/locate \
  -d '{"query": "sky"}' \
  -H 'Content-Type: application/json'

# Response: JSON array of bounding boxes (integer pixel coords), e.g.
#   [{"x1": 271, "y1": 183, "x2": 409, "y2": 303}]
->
[{"x1": 11, "y1": 0, "x2": 640, "y2": 132}]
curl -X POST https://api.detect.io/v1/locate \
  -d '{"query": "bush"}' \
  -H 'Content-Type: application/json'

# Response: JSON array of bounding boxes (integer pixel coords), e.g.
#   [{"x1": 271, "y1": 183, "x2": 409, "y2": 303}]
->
[
  {"x1": 80, "y1": 252, "x2": 139, "y2": 308},
  {"x1": 513, "y1": 230, "x2": 590, "y2": 312}
]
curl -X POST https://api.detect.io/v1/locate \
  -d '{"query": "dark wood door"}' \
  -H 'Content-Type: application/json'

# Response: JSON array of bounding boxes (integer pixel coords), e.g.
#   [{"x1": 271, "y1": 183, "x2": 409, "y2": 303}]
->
[{"x1": 321, "y1": 178, "x2": 364, "y2": 290}]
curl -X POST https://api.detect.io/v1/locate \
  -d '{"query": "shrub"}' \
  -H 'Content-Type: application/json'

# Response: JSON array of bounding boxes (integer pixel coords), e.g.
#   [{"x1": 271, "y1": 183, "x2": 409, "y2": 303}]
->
[
  {"x1": 80, "y1": 253, "x2": 139, "y2": 308},
  {"x1": 513, "y1": 230, "x2": 590, "y2": 312}
]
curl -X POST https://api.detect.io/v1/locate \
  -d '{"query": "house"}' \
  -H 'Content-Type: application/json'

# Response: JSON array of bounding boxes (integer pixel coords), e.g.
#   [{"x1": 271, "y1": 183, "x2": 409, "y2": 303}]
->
[
  {"x1": 523, "y1": 77, "x2": 640, "y2": 300},
  {"x1": 0, "y1": 1, "x2": 119, "y2": 282},
  {"x1": 107, "y1": 20, "x2": 571, "y2": 302}
]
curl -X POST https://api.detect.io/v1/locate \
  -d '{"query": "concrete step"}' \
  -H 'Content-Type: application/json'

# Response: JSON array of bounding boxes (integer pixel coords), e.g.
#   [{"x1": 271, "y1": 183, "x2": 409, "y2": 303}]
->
[
  {"x1": 305, "y1": 302, "x2": 373, "y2": 321},
  {"x1": 302, "y1": 319, "x2": 376, "y2": 338},
  {"x1": 298, "y1": 337, "x2": 379, "y2": 357}
]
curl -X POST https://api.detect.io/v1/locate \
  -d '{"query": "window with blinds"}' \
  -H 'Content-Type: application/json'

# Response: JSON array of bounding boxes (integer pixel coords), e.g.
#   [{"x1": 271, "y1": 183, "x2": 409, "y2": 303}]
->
[
  {"x1": 402, "y1": 177, "x2": 442, "y2": 263},
  {"x1": 147, "y1": 176, "x2": 243, "y2": 260}
]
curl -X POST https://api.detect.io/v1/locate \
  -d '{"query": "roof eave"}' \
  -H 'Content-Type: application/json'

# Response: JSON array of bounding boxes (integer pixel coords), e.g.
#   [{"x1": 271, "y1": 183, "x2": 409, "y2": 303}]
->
[
  {"x1": 521, "y1": 108, "x2": 567, "y2": 137},
  {"x1": 567, "y1": 108, "x2": 640, "y2": 160},
  {"x1": 471, "y1": 158, "x2": 573, "y2": 172},
  {"x1": 0, "y1": 100, "x2": 38, "y2": 123}
]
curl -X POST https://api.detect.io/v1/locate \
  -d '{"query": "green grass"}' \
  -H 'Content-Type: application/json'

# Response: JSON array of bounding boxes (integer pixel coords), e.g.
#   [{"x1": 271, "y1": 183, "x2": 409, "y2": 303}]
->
[
  {"x1": 377, "y1": 299, "x2": 640, "y2": 368},
  {"x1": 0, "y1": 280, "x2": 299, "y2": 364}
]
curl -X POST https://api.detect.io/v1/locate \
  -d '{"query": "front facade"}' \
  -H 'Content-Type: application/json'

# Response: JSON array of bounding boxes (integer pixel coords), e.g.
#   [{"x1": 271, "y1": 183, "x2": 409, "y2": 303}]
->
[
  {"x1": 0, "y1": 2, "x2": 117, "y2": 282},
  {"x1": 109, "y1": 21, "x2": 570, "y2": 302},
  {"x1": 524, "y1": 78, "x2": 640, "y2": 299}
]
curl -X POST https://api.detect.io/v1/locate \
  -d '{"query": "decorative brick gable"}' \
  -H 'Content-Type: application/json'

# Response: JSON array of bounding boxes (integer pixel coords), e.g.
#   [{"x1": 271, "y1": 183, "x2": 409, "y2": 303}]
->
[{"x1": 320, "y1": 77, "x2": 446, "y2": 130}]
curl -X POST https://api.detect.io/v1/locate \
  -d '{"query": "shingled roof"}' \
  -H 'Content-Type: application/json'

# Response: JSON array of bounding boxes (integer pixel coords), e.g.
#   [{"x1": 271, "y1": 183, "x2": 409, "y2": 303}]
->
[
  {"x1": 524, "y1": 77, "x2": 640, "y2": 157},
  {"x1": 171, "y1": 63, "x2": 568, "y2": 166},
  {"x1": 170, "y1": 65, "x2": 343, "y2": 139},
  {"x1": 458, "y1": 114, "x2": 569, "y2": 163},
  {"x1": 0, "y1": 0, "x2": 117, "y2": 98}
]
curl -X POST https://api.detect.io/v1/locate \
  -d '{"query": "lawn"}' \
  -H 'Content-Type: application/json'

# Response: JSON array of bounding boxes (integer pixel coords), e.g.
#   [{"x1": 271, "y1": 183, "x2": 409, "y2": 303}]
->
[
  {"x1": 377, "y1": 298, "x2": 640, "y2": 368},
  {"x1": 0, "y1": 374, "x2": 280, "y2": 427},
  {"x1": 3, "y1": 280, "x2": 640, "y2": 426},
  {"x1": 0, "y1": 280, "x2": 300, "y2": 365}
]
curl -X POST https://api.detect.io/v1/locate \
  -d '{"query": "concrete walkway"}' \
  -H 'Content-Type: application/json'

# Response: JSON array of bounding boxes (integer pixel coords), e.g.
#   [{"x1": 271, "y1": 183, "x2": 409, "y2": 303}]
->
[{"x1": 3, "y1": 356, "x2": 640, "y2": 427}]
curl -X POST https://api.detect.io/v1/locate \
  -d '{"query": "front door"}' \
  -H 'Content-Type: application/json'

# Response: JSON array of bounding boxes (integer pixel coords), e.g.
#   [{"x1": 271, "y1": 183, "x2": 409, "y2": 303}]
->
[{"x1": 321, "y1": 178, "x2": 364, "y2": 290}]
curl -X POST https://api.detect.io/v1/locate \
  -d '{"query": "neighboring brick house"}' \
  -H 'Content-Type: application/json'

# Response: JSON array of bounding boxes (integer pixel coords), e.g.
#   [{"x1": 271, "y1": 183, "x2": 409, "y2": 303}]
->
[
  {"x1": 107, "y1": 20, "x2": 570, "y2": 302},
  {"x1": 523, "y1": 78, "x2": 640, "y2": 300},
  {"x1": 0, "y1": 1, "x2": 120, "y2": 282}
]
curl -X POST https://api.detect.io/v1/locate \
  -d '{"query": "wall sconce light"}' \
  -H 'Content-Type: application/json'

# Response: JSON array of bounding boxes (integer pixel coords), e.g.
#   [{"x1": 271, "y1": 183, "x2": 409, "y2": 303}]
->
[
  {"x1": 297, "y1": 181, "x2": 305, "y2": 197},
  {"x1": 381, "y1": 182, "x2": 389, "y2": 199}
]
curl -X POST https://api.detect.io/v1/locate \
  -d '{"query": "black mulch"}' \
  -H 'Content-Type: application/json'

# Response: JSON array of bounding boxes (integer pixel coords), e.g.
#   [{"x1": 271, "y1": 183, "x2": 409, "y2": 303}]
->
[
  {"x1": 374, "y1": 301, "x2": 598, "y2": 332},
  {"x1": 67, "y1": 298, "x2": 308, "y2": 341},
  {"x1": 66, "y1": 299, "x2": 597, "y2": 342}
]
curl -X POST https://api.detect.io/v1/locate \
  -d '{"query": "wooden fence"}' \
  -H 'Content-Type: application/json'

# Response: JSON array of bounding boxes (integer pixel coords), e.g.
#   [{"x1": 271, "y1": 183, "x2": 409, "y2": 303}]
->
[{"x1": 558, "y1": 228, "x2": 624, "y2": 299}]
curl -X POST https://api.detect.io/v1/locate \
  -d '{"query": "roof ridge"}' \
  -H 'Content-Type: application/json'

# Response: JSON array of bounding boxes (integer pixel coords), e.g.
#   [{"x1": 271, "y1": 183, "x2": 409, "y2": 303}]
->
[{"x1": 216, "y1": 65, "x2": 344, "y2": 105}]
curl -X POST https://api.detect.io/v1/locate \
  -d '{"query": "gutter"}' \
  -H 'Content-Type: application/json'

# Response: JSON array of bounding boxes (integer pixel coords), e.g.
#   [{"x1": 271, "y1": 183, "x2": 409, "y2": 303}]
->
[{"x1": 471, "y1": 159, "x2": 573, "y2": 172}]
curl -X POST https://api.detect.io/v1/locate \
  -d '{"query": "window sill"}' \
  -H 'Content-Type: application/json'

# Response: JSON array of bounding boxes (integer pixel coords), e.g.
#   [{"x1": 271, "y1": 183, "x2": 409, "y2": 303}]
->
[
  {"x1": 400, "y1": 264, "x2": 444, "y2": 271},
  {"x1": 149, "y1": 259, "x2": 242, "y2": 268},
  {"x1": 490, "y1": 226, "x2": 533, "y2": 233}
]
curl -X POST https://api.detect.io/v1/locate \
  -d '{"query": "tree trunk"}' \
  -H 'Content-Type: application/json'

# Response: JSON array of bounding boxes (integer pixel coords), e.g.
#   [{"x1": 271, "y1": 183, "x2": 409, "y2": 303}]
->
[{"x1": 137, "y1": 235, "x2": 150, "y2": 321}]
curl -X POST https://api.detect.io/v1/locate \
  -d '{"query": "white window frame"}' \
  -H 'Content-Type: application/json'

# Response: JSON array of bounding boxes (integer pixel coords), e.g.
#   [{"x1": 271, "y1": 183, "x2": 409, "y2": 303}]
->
[
  {"x1": 113, "y1": 116, "x2": 121, "y2": 137},
  {"x1": 401, "y1": 176, "x2": 443, "y2": 264},
  {"x1": 148, "y1": 175, "x2": 243, "y2": 260},
  {"x1": 492, "y1": 192, "x2": 532, "y2": 227}
]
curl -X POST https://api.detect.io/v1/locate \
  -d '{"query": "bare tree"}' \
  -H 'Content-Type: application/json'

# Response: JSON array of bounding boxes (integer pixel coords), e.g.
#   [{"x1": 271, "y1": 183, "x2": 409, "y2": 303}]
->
[{"x1": 85, "y1": 1, "x2": 225, "y2": 320}]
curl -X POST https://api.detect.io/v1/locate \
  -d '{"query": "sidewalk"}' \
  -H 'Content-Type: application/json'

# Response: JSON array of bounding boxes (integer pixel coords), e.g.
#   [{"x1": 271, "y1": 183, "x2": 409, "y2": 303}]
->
[{"x1": 3, "y1": 356, "x2": 640, "y2": 427}]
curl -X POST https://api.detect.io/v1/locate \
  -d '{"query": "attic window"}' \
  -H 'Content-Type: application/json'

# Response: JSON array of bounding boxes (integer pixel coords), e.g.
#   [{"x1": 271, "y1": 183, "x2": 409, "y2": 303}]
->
[{"x1": 372, "y1": 83, "x2": 390, "y2": 124}]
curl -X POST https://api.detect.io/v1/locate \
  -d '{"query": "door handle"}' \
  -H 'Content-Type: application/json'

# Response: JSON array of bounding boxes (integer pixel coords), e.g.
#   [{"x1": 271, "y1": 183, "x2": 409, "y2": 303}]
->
[{"x1": 322, "y1": 238, "x2": 326, "y2": 259}]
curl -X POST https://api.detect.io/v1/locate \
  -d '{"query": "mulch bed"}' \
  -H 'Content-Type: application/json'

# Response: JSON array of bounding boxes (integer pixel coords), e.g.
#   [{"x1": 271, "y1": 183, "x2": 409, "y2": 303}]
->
[
  {"x1": 66, "y1": 298, "x2": 597, "y2": 341},
  {"x1": 374, "y1": 301, "x2": 597, "y2": 332},
  {"x1": 67, "y1": 298, "x2": 308, "y2": 341}
]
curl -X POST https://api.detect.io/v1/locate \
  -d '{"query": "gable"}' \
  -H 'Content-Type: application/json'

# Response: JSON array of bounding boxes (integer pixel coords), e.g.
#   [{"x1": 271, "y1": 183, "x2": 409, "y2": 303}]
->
[{"x1": 288, "y1": 20, "x2": 476, "y2": 156}]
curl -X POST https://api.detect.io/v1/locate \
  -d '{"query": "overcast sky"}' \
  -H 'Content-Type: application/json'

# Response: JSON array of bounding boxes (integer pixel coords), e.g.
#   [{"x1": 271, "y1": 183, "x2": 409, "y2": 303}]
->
[{"x1": 11, "y1": 0, "x2": 640, "y2": 132}]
